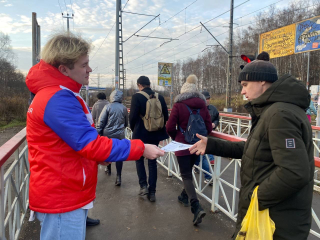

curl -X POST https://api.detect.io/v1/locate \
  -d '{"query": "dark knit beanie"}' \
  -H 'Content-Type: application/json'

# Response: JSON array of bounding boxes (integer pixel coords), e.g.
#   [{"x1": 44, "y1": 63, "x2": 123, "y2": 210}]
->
[
  {"x1": 238, "y1": 60, "x2": 278, "y2": 83},
  {"x1": 202, "y1": 91, "x2": 210, "y2": 99},
  {"x1": 137, "y1": 76, "x2": 150, "y2": 85}
]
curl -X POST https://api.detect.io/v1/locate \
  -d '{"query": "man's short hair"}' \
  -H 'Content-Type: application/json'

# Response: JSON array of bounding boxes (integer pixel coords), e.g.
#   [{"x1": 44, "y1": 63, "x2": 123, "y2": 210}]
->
[
  {"x1": 41, "y1": 32, "x2": 91, "y2": 69},
  {"x1": 97, "y1": 92, "x2": 106, "y2": 100},
  {"x1": 137, "y1": 76, "x2": 150, "y2": 87}
]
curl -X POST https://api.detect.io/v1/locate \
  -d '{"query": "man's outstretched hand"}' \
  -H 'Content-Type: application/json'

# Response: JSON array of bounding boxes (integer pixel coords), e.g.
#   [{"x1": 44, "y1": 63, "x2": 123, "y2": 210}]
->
[
  {"x1": 189, "y1": 134, "x2": 208, "y2": 155},
  {"x1": 143, "y1": 144, "x2": 165, "y2": 159}
]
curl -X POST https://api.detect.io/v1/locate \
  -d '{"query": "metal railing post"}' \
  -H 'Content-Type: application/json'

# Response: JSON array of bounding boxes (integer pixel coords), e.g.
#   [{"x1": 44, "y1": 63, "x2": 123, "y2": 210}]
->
[
  {"x1": 211, "y1": 156, "x2": 221, "y2": 212},
  {"x1": 168, "y1": 147, "x2": 173, "y2": 177},
  {"x1": 237, "y1": 118, "x2": 241, "y2": 137}
]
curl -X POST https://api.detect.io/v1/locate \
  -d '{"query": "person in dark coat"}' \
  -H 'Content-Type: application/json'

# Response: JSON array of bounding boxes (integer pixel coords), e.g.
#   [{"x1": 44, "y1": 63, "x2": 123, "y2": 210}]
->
[
  {"x1": 97, "y1": 89, "x2": 128, "y2": 186},
  {"x1": 190, "y1": 60, "x2": 314, "y2": 240},
  {"x1": 166, "y1": 74, "x2": 212, "y2": 226},
  {"x1": 193, "y1": 91, "x2": 219, "y2": 185},
  {"x1": 129, "y1": 76, "x2": 169, "y2": 202},
  {"x1": 91, "y1": 92, "x2": 109, "y2": 126}
]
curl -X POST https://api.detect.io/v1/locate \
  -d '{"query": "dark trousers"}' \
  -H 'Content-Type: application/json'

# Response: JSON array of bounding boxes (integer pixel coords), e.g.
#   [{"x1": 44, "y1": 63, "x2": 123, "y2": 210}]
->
[
  {"x1": 177, "y1": 154, "x2": 198, "y2": 204},
  {"x1": 116, "y1": 161, "x2": 123, "y2": 175},
  {"x1": 135, "y1": 141, "x2": 160, "y2": 193}
]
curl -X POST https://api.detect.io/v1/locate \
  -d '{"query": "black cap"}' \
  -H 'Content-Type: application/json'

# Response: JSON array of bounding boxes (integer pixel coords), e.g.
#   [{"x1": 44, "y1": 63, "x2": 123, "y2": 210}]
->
[
  {"x1": 202, "y1": 91, "x2": 210, "y2": 99},
  {"x1": 137, "y1": 76, "x2": 150, "y2": 86},
  {"x1": 238, "y1": 60, "x2": 278, "y2": 83}
]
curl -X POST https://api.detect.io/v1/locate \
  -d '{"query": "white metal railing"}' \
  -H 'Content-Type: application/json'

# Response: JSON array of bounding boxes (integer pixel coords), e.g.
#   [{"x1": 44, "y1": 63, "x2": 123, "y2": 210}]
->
[
  {"x1": 0, "y1": 128, "x2": 30, "y2": 240},
  {"x1": 219, "y1": 113, "x2": 320, "y2": 161},
  {"x1": 2, "y1": 125, "x2": 320, "y2": 239},
  {"x1": 126, "y1": 127, "x2": 320, "y2": 238},
  {"x1": 218, "y1": 113, "x2": 251, "y2": 138}
]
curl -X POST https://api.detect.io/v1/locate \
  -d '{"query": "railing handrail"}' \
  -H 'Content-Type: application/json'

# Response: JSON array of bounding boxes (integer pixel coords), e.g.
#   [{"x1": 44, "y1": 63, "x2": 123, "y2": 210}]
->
[
  {"x1": 220, "y1": 113, "x2": 320, "y2": 131},
  {"x1": 0, "y1": 127, "x2": 26, "y2": 168},
  {"x1": 210, "y1": 131, "x2": 246, "y2": 142},
  {"x1": 219, "y1": 113, "x2": 251, "y2": 120}
]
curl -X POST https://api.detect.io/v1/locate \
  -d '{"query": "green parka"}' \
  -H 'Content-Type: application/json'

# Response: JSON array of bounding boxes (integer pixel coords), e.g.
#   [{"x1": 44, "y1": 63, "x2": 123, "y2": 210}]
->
[{"x1": 206, "y1": 74, "x2": 314, "y2": 240}]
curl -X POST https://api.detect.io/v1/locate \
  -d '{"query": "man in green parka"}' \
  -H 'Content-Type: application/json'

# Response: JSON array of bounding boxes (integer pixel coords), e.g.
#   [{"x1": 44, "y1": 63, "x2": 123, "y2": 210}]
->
[{"x1": 190, "y1": 59, "x2": 314, "y2": 240}]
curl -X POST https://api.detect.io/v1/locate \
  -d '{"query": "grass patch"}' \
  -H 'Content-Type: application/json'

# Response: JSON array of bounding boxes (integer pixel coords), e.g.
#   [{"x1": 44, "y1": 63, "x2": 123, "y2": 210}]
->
[{"x1": 0, "y1": 120, "x2": 26, "y2": 130}]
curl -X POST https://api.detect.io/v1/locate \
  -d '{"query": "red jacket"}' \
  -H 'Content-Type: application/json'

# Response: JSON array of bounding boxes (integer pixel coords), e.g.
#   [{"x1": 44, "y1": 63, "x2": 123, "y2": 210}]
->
[
  {"x1": 166, "y1": 92, "x2": 212, "y2": 156},
  {"x1": 26, "y1": 61, "x2": 144, "y2": 213}
]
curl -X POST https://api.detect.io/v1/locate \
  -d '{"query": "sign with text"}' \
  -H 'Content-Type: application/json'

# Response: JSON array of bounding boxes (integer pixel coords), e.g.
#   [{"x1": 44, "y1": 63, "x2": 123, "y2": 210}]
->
[
  {"x1": 158, "y1": 62, "x2": 173, "y2": 87},
  {"x1": 295, "y1": 16, "x2": 320, "y2": 53},
  {"x1": 259, "y1": 24, "x2": 296, "y2": 59}
]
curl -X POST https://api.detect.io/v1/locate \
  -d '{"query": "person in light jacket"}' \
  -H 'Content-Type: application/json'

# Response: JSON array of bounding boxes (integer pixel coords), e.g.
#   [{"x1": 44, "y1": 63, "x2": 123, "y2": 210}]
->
[{"x1": 97, "y1": 89, "x2": 128, "y2": 186}]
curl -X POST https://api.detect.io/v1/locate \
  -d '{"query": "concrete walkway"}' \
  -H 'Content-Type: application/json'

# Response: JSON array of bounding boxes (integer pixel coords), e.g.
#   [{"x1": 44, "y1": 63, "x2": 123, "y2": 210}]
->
[
  {"x1": 86, "y1": 161, "x2": 235, "y2": 240},
  {"x1": 19, "y1": 161, "x2": 235, "y2": 240}
]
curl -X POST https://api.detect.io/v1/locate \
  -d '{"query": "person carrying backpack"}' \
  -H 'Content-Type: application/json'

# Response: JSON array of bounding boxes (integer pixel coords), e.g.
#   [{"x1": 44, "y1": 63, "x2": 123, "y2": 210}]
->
[
  {"x1": 166, "y1": 74, "x2": 212, "y2": 225},
  {"x1": 129, "y1": 76, "x2": 169, "y2": 202}
]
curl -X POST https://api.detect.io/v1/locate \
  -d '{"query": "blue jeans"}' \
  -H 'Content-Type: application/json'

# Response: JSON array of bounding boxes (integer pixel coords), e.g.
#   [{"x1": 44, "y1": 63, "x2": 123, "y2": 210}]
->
[
  {"x1": 36, "y1": 208, "x2": 88, "y2": 240},
  {"x1": 195, "y1": 154, "x2": 214, "y2": 180}
]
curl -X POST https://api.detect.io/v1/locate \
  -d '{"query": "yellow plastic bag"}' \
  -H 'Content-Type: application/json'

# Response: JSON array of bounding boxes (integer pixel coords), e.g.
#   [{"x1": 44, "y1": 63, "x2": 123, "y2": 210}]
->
[{"x1": 236, "y1": 186, "x2": 275, "y2": 240}]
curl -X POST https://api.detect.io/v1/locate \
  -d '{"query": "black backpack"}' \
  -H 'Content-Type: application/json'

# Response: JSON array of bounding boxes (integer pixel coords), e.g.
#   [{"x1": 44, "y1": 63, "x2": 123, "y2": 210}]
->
[{"x1": 179, "y1": 104, "x2": 208, "y2": 144}]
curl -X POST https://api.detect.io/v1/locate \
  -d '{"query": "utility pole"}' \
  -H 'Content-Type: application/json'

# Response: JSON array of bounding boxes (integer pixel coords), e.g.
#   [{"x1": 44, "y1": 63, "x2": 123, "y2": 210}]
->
[
  {"x1": 225, "y1": 0, "x2": 234, "y2": 112},
  {"x1": 306, "y1": 52, "x2": 310, "y2": 90},
  {"x1": 115, "y1": 0, "x2": 121, "y2": 90},
  {"x1": 32, "y1": 12, "x2": 40, "y2": 66},
  {"x1": 98, "y1": 73, "x2": 100, "y2": 89},
  {"x1": 62, "y1": 13, "x2": 74, "y2": 32}
]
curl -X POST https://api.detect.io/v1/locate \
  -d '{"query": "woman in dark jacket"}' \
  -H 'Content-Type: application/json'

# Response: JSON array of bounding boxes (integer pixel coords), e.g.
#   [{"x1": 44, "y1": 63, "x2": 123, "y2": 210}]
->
[
  {"x1": 166, "y1": 74, "x2": 212, "y2": 225},
  {"x1": 97, "y1": 89, "x2": 128, "y2": 186}
]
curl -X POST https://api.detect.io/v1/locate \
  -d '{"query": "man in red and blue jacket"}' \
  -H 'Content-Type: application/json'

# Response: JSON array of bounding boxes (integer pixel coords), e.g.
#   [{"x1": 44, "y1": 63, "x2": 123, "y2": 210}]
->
[{"x1": 26, "y1": 33, "x2": 164, "y2": 240}]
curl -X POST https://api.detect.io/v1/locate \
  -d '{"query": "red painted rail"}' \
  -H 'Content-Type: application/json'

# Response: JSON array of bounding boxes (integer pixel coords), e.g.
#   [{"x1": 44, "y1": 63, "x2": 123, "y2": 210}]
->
[
  {"x1": 219, "y1": 113, "x2": 251, "y2": 120},
  {"x1": 0, "y1": 128, "x2": 26, "y2": 168}
]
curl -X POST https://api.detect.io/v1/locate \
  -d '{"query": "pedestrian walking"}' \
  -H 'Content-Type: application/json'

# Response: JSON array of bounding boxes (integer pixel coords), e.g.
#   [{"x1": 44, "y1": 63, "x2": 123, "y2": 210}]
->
[
  {"x1": 166, "y1": 74, "x2": 212, "y2": 225},
  {"x1": 91, "y1": 92, "x2": 109, "y2": 126},
  {"x1": 129, "y1": 76, "x2": 169, "y2": 202},
  {"x1": 193, "y1": 91, "x2": 219, "y2": 186},
  {"x1": 97, "y1": 89, "x2": 128, "y2": 186},
  {"x1": 306, "y1": 93, "x2": 317, "y2": 123}
]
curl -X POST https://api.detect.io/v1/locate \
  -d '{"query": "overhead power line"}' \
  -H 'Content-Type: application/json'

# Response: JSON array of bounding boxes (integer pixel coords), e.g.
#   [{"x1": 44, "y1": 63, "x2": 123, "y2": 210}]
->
[
  {"x1": 69, "y1": 0, "x2": 74, "y2": 14},
  {"x1": 63, "y1": 0, "x2": 68, "y2": 13},
  {"x1": 123, "y1": 14, "x2": 160, "y2": 42},
  {"x1": 124, "y1": 0, "x2": 250, "y2": 67},
  {"x1": 125, "y1": 0, "x2": 198, "y2": 56},
  {"x1": 123, "y1": 0, "x2": 130, "y2": 10},
  {"x1": 91, "y1": 22, "x2": 116, "y2": 60}
]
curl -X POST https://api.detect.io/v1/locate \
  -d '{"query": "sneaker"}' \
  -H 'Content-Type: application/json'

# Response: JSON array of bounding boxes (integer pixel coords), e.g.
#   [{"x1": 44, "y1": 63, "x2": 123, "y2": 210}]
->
[
  {"x1": 115, "y1": 175, "x2": 121, "y2": 186},
  {"x1": 204, "y1": 179, "x2": 213, "y2": 186},
  {"x1": 138, "y1": 186, "x2": 149, "y2": 196},
  {"x1": 105, "y1": 165, "x2": 111, "y2": 175},
  {"x1": 193, "y1": 167, "x2": 199, "y2": 174},
  {"x1": 147, "y1": 193, "x2": 156, "y2": 202}
]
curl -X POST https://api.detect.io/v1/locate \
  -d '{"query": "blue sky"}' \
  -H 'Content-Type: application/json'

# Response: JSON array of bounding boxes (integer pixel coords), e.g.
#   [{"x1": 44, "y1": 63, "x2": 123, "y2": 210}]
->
[{"x1": 0, "y1": 0, "x2": 295, "y2": 88}]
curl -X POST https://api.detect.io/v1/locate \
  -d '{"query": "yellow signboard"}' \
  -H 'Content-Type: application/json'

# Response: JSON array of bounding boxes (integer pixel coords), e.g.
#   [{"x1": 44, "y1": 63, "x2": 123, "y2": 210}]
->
[
  {"x1": 158, "y1": 62, "x2": 173, "y2": 87},
  {"x1": 259, "y1": 24, "x2": 296, "y2": 59}
]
